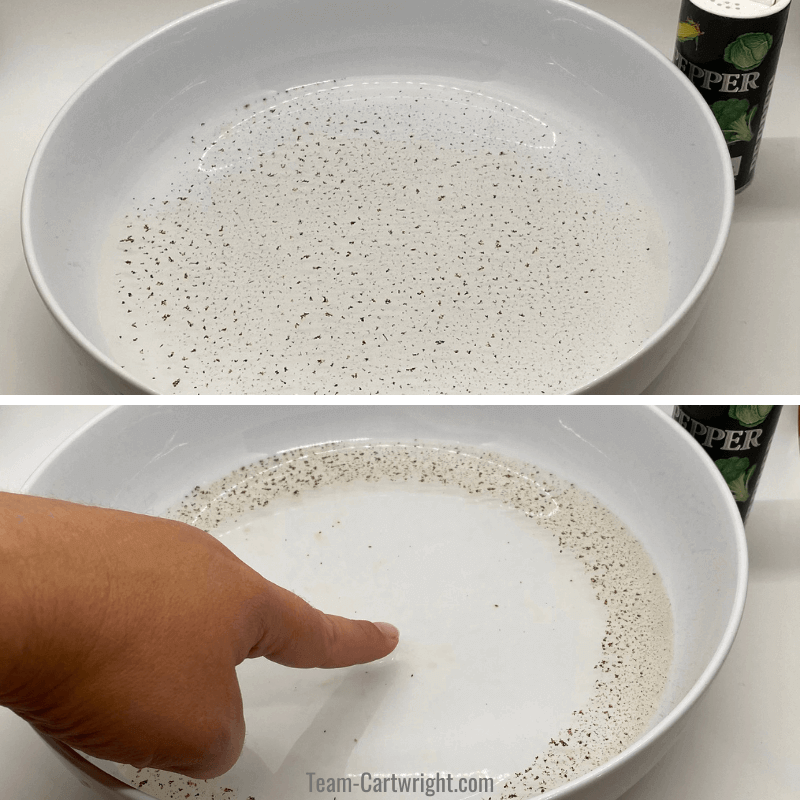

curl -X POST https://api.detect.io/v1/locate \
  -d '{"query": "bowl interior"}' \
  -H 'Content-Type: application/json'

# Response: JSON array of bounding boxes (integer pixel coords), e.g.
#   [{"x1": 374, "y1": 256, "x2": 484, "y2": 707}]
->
[
  {"x1": 23, "y1": 0, "x2": 732, "y2": 393},
  {"x1": 24, "y1": 405, "x2": 745, "y2": 798}
]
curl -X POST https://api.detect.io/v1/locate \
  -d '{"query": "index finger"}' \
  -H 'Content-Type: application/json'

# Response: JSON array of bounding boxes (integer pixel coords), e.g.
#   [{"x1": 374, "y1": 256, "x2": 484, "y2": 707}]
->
[{"x1": 244, "y1": 578, "x2": 399, "y2": 668}]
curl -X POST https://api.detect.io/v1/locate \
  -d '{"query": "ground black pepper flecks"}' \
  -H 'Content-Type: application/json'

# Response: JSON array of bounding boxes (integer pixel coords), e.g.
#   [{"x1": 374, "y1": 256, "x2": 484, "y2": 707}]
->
[
  {"x1": 119, "y1": 440, "x2": 672, "y2": 800},
  {"x1": 100, "y1": 79, "x2": 669, "y2": 394}
]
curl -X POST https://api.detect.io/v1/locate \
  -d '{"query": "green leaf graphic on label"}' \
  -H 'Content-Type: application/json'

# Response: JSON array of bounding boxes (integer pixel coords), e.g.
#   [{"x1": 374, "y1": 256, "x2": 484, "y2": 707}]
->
[
  {"x1": 724, "y1": 32, "x2": 773, "y2": 70},
  {"x1": 728, "y1": 405, "x2": 772, "y2": 427},
  {"x1": 715, "y1": 456, "x2": 757, "y2": 503},
  {"x1": 711, "y1": 99, "x2": 758, "y2": 144}
]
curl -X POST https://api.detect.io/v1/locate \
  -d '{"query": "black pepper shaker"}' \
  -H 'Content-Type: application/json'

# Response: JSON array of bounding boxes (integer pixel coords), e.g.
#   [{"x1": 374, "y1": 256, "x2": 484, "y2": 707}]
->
[
  {"x1": 673, "y1": 0, "x2": 792, "y2": 192},
  {"x1": 673, "y1": 405, "x2": 782, "y2": 522}
]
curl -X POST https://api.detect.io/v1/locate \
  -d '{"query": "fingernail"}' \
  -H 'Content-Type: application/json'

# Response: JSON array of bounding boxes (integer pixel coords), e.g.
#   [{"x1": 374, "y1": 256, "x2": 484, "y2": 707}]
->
[{"x1": 374, "y1": 621, "x2": 399, "y2": 641}]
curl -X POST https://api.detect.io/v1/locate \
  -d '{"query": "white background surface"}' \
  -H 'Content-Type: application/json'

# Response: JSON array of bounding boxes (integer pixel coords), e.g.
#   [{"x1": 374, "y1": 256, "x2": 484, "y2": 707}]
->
[
  {"x1": 0, "y1": 0, "x2": 798, "y2": 394},
  {"x1": 0, "y1": 403, "x2": 798, "y2": 799}
]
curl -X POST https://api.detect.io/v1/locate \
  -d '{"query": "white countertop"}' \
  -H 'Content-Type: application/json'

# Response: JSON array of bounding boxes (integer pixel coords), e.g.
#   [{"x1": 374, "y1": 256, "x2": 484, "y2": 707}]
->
[
  {"x1": 0, "y1": 403, "x2": 798, "y2": 799},
  {"x1": 1, "y1": 0, "x2": 798, "y2": 394}
]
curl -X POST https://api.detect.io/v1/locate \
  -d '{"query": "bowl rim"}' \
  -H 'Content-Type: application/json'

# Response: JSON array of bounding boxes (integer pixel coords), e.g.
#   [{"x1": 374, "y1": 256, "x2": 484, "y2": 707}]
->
[
  {"x1": 21, "y1": 0, "x2": 734, "y2": 395},
  {"x1": 22, "y1": 404, "x2": 748, "y2": 799}
]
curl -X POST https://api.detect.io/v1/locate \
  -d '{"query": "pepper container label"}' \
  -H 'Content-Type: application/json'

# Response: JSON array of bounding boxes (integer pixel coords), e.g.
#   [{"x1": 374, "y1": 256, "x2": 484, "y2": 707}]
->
[
  {"x1": 673, "y1": 0, "x2": 792, "y2": 191},
  {"x1": 673, "y1": 405, "x2": 782, "y2": 522}
]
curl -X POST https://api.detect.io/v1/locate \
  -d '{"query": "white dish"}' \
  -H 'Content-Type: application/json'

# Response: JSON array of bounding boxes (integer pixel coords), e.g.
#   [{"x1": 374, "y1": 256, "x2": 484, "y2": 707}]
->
[
  {"x1": 22, "y1": 0, "x2": 734, "y2": 394},
  {"x1": 23, "y1": 405, "x2": 746, "y2": 799}
]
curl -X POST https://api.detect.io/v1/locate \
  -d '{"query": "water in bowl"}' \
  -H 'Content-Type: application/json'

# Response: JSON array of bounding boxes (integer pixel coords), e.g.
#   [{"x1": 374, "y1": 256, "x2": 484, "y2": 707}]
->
[
  {"x1": 98, "y1": 76, "x2": 669, "y2": 394},
  {"x1": 115, "y1": 441, "x2": 673, "y2": 799}
]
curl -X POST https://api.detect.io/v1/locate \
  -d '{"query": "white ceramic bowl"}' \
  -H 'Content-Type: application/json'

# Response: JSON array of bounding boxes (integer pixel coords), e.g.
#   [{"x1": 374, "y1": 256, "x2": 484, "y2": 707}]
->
[
  {"x1": 23, "y1": 405, "x2": 746, "y2": 800},
  {"x1": 21, "y1": 0, "x2": 733, "y2": 395}
]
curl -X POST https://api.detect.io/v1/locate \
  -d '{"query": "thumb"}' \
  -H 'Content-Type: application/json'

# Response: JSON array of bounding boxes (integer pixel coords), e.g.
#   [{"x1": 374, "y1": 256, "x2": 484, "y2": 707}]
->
[{"x1": 245, "y1": 579, "x2": 399, "y2": 668}]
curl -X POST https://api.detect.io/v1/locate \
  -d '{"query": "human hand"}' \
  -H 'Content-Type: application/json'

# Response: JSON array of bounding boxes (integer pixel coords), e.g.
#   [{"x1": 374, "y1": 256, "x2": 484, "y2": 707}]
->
[{"x1": 0, "y1": 492, "x2": 398, "y2": 778}]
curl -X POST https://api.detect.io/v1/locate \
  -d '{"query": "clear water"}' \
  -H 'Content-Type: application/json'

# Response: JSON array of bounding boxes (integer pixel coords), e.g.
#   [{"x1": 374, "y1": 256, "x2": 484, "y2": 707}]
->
[
  {"x1": 113, "y1": 441, "x2": 673, "y2": 799},
  {"x1": 99, "y1": 77, "x2": 669, "y2": 394}
]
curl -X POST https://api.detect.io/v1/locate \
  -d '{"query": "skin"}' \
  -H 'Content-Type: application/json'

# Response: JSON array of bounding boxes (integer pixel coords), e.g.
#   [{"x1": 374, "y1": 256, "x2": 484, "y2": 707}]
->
[{"x1": 0, "y1": 492, "x2": 399, "y2": 779}]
